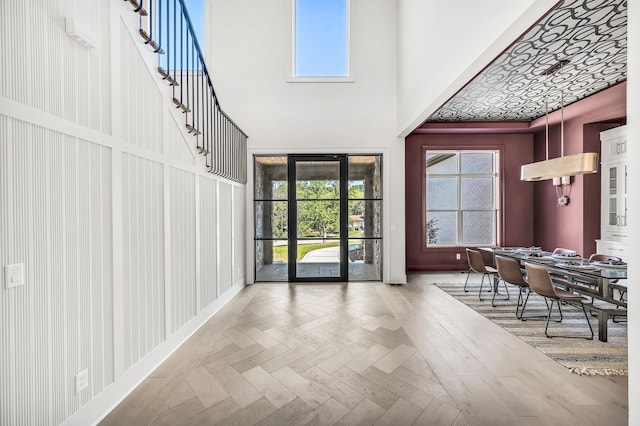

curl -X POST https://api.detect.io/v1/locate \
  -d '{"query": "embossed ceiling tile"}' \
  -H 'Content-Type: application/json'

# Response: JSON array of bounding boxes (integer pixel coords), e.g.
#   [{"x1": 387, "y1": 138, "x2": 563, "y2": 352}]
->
[{"x1": 426, "y1": 0, "x2": 626, "y2": 123}]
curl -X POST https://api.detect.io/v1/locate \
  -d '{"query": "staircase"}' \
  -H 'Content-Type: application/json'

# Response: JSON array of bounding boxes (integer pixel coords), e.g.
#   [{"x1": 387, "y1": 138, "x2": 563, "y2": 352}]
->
[{"x1": 124, "y1": 0, "x2": 247, "y2": 183}]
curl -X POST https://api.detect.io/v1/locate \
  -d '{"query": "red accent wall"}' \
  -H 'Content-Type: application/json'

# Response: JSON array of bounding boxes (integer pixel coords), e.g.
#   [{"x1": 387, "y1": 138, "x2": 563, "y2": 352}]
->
[
  {"x1": 405, "y1": 133, "x2": 534, "y2": 271},
  {"x1": 532, "y1": 83, "x2": 626, "y2": 257},
  {"x1": 405, "y1": 82, "x2": 626, "y2": 271}
]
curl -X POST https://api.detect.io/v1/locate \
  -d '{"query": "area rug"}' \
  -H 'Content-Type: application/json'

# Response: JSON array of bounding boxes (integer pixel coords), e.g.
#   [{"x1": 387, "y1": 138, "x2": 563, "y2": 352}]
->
[{"x1": 435, "y1": 281, "x2": 628, "y2": 376}]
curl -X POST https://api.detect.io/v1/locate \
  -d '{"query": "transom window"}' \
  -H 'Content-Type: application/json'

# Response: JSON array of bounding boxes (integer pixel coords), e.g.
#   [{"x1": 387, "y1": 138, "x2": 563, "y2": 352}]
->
[
  {"x1": 292, "y1": 0, "x2": 350, "y2": 78},
  {"x1": 425, "y1": 151, "x2": 499, "y2": 247}
]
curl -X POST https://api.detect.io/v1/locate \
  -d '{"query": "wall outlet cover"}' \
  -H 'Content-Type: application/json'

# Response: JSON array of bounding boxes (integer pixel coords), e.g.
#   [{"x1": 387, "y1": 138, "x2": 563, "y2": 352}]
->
[
  {"x1": 4, "y1": 263, "x2": 24, "y2": 289},
  {"x1": 75, "y1": 369, "x2": 89, "y2": 394}
]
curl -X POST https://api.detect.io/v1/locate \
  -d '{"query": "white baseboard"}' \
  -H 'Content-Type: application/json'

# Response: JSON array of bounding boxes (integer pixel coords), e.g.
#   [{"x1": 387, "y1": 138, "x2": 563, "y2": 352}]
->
[{"x1": 62, "y1": 281, "x2": 246, "y2": 426}]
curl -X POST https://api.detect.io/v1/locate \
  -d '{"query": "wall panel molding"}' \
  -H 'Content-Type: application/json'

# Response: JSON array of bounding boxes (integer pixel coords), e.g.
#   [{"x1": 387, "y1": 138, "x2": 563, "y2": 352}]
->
[{"x1": 0, "y1": 1, "x2": 246, "y2": 424}]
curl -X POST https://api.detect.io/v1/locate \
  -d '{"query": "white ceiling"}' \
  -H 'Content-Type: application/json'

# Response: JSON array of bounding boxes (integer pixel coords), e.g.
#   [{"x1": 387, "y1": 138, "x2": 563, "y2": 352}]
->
[{"x1": 426, "y1": 0, "x2": 627, "y2": 122}]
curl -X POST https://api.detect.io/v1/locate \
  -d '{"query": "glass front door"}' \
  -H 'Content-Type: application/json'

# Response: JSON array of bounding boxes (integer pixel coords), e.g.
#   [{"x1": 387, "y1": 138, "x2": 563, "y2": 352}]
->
[
  {"x1": 289, "y1": 156, "x2": 348, "y2": 281},
  {"x1": 253, "y1": 154, "x2": 382, "y2": 282}
]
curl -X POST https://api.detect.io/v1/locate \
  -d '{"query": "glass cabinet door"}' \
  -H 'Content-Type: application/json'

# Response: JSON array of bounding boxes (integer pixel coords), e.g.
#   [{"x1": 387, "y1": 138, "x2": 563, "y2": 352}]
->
[
  {"x1": 607, "y1": 165, "x2": 617, "y2": 226},
  {"x1": 606, "y1": 162, "x2": 627, "y2": 228}
]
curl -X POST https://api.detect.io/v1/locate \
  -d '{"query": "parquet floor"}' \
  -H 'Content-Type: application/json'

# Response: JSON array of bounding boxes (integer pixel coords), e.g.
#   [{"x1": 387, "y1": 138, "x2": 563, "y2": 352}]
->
[{"x1": 100, "y1": 272, "x2": 628, "y2": 425}]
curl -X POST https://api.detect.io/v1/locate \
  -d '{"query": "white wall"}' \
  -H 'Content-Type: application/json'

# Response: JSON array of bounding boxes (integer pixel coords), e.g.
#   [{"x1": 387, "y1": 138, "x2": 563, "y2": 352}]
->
[
  {"x1": 206, "y1": 0, "x2": 406, "y2": 284},
  {"x1": 397, "y1": 0, "x2": 558, "y2": 136},
  {"x1": 0, "y1": 1, "x2": 246, "y2": 425},
  {"x1": 627, "y1": 1, "x2": 638, "y2": 423}
]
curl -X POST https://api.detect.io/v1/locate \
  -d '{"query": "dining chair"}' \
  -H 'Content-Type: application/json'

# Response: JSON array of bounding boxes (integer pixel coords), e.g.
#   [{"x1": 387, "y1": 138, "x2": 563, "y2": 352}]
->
[
  {"x1": 464, "y1": 248, "x2": 504, "y2": 301},
  {"x1": 550, "y1": 248, "x2": 579, "y2": 282},
  {"x1": 588, "y1": 253, "x2": 622, "y2": 263},
  {"x1": 524, "y1": 263, "x2": 594, "y2": 339},
  {"x1": 495, "y1": 255, "x2": 531, "y2": 315},
  {"x1": 581, "y1": 253, "x2": 624, "y2": 306},
  {"x1": 553, "y1": 247, "x2": 578, "y2": 256},
  {"x1": 589, "y1": 254, "x2": 627, "y2": 323}
]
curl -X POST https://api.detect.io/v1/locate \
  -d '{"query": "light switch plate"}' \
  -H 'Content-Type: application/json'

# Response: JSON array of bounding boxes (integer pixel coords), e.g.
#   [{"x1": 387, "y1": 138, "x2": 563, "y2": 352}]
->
[{"x1": 4, "y1": 263, "x2": 24, "y2": 289}]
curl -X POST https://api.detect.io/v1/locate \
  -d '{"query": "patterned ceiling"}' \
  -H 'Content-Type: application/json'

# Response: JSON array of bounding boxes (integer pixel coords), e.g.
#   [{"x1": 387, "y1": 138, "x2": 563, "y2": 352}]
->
[{"x1": 426, "y1": 0, "x2": 627, "y2": 122}]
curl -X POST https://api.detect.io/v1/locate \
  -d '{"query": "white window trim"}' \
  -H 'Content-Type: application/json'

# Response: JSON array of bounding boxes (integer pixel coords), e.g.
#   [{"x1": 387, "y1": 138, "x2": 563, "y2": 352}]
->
[
  {"x1": 425, "y1": 150, "x2": 500, "y2": 247},
  {"x1": 286, "y1": 0, "x2": 354, "y2": 83}
]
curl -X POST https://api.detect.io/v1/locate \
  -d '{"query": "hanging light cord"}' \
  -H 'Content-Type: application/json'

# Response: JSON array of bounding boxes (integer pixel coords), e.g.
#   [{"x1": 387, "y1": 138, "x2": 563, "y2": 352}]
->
[
  {"x1": 560, "y1": 90, "x2": 564, "y2": 158},
  {"x1": 545, "y1": 93, "x2": 549, "y2": 161}
]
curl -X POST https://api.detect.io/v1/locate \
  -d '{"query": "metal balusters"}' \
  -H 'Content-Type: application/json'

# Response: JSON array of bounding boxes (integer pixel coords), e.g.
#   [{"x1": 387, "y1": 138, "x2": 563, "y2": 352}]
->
[{"x1": 123, "y1": 0, "x2": 248, "y2": 184}]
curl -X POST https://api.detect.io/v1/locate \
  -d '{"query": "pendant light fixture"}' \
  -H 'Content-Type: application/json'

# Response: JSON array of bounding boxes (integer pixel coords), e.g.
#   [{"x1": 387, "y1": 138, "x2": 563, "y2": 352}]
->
[{"x1": 520, "y1": 60, "x2": 599, "y2": 182}]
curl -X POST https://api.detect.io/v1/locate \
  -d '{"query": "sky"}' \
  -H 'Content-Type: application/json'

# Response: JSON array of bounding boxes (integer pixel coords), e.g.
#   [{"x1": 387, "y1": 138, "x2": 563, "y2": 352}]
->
[
  {"x1": 295, "y1": 0, "x2": 348, "y2": 76},
  {"x1": 183, "y1": 0, "x2": 205, "y2": 51}
]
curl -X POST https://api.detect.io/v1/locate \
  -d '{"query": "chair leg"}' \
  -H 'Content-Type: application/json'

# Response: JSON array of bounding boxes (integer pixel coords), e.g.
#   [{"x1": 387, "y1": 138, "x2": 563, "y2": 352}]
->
[
  {"x1": 544, "y1": 299, "x2": 594, "y2": 340},
  {"x1": 491, "y1": 279, "x2": 510, "y2": 307},
  {"x1": 519, "y1": 289, "x2": 548, "y2": 321},
  {"x1": 580, "y1": 303, "x2": 594, "y2": 340},
  {"x1": 515, "y1": 287, "x2": 525, "y2": 319},
  {"x1": 478, "y1": 274, "x2": 485, "y2": 300},
  {"x1": 552, "y1": 300, "x2": 563, "y2": 322},
  {"x1": 478, "y1": 272, "x2": 494, "y2": 299},
  {"x1": 543, "y1": 299, "x2": 554, "y2": 338},
  {"x1": 464, "y1": 269, "x2": 472, "y2": 292}
]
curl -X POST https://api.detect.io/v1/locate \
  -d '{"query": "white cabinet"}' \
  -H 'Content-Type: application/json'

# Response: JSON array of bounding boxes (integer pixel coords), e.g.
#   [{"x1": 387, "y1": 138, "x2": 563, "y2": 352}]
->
[
  {"x1": 596, "y1": 125, "x2": 628, "y2": 260},
  {"x1": 600, "y1": 126, "x2": 627, "y2": 163}
]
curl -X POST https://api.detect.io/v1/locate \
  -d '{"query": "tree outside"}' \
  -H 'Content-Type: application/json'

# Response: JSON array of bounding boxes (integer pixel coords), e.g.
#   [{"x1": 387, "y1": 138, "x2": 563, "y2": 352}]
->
[{"x1": 269, "y1": 179, "x2": 366, "y2": 260}]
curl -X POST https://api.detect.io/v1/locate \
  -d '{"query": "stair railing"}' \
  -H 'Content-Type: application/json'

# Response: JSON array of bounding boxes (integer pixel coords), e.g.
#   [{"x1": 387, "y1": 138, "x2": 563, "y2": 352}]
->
[{"x1": 124, "y1": 0, "x2": 247, "y2": 184}]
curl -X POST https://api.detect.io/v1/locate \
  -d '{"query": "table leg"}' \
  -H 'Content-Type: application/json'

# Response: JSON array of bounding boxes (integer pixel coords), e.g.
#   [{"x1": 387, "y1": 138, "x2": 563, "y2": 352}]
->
[{"x1": 598, "y1": 311, "x2": 609, "y2": 342}]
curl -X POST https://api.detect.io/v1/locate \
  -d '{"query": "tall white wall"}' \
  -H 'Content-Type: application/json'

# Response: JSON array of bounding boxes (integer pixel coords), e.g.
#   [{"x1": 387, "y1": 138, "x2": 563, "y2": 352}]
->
[
  {"x1": 627, "y1": 1, "x2": 638, "y2": 424},
  {"x1": 206, "y1": 0, "x2": 406, "y2": 284},
  {"x1": 397, "y1": 0, "x2": 558, "y2": 136},
  {"x1": 0, "y1": 1, "x2": 246, "y2": 425}
]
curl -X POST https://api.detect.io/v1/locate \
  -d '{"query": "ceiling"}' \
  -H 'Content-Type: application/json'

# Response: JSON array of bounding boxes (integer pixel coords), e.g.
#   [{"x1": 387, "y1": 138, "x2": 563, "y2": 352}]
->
[{"x1": 424, "y1": 0, "x2": 627, "y2": 124}]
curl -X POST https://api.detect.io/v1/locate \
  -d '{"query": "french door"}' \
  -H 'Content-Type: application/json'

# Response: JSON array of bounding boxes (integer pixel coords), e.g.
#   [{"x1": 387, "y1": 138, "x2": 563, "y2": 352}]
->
[{"x1": 253, "y1": 154, "x2": 382, "y2": 282}]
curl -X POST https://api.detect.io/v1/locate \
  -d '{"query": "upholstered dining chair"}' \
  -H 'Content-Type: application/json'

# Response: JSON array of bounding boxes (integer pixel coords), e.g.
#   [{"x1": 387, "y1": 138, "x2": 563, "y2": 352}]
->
[
  {"x1": 589, "y1": 254, "x2": 626, "y2": 322},
  {"x1": 550, "y1": 248, "x2": 579, "y2": 282},
  {"x1": 577, "y1": 253, "x2": 623, "y2": 303},
  {"x1": 495, "y1": 255, "x2": 531, "y2": 316},
  {"x1": 464, "y1": 248, "x2": 505, "y2": 301},
  {"x1": 588, "y1": 253, "x2": 622, "y2": 263},
  {"x1": 524, "y1": 263, "x2": 594, "y2": 339},
  {"x1": 553, "y1": 247, "x2": 578, "y2": 256}
]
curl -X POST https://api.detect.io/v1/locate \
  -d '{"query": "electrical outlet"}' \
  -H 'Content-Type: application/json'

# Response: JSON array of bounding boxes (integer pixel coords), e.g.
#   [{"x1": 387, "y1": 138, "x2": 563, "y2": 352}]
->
[
  {"x1": 4, "y1": 263, "x2": 24, "y2": 289},
  {"x1": 75, "y1": 369, "x2": 88, "y2": 394},
  {"x1": 456, "y1": 253, "x2": 461, "y2": 260}
]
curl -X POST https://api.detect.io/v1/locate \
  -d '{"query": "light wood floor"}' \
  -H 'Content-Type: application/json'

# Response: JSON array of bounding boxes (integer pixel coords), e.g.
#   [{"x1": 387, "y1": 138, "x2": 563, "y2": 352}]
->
[{"x1": 100, "y1": 272, "x2": 628, "y2": 425}]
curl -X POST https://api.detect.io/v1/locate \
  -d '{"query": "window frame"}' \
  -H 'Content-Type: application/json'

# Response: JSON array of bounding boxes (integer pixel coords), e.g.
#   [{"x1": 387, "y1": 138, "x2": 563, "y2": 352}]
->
[
  {"x1": 423, "y1": 149, "x2": 501, "y2": 248},
  {"x1": 287, "y1": 0, "x2": 354, "y2": 83}
]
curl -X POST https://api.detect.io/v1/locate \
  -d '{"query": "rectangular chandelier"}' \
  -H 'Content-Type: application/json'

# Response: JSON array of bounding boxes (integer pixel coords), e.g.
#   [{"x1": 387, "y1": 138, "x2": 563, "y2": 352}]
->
[{"x1": 520, "y1": 152, "x2": 599, "y2": 181}]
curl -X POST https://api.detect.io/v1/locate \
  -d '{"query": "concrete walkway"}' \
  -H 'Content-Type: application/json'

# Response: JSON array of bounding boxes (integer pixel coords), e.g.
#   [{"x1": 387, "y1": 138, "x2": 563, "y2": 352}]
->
[{"x1": 300, "y1": 246, "x2": 340, "y2": 263}]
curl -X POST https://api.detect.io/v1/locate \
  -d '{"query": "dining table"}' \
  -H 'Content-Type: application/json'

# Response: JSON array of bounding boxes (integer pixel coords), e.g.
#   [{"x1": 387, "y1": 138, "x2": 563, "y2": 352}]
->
[{"x1": 480, "y1": 247, "x2": 627, "y2": 342}]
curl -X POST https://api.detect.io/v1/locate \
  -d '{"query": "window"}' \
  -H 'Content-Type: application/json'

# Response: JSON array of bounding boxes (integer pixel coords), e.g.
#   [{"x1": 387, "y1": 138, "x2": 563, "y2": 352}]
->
[
  {"x1": 425, "y1": 151, "x2": 499, "y2": 247},
  {"x1": 292, "y1": 0, "x2": 350, "y2": 79}
]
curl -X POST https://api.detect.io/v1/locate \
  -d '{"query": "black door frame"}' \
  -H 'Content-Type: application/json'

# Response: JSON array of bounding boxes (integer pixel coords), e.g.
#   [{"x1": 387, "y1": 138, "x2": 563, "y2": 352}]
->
[{"x1": 287, "y1": 154, "x2": 348, "y2": 282}]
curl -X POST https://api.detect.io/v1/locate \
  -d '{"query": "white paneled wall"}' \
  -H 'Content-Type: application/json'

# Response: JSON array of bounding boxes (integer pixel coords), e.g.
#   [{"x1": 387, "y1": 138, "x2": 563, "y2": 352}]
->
[
  {"x1": 0, "y1": 0, "x2": 111, "y2": 133},
  {"x1": 168, "y1": 167, "x2": 197, "y2": 332},
  {"x1": 120, "y1": 22, "x2": 164, "y2": 153},
  {"x1": 199, "y1": 177, "x2": 218, "y2": 309},
  {"x1": 0, "y1": 1, "x2": 246, "y2": 424},
  {"x1": 121, "y1": 153, "x2": 166, "y2": 370},
  {"x1": 0, "y1": 116, "x2": 114, "y2": 425},
  {"x1": 218, "y1": 183, "x2": 234, "y2": 295},
  {"x1": 233, "y1": 185, "x2": 246, "y2": 285},
  {"x1": 166, "y1": 112, "x2": 197, "y2": 166}
]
